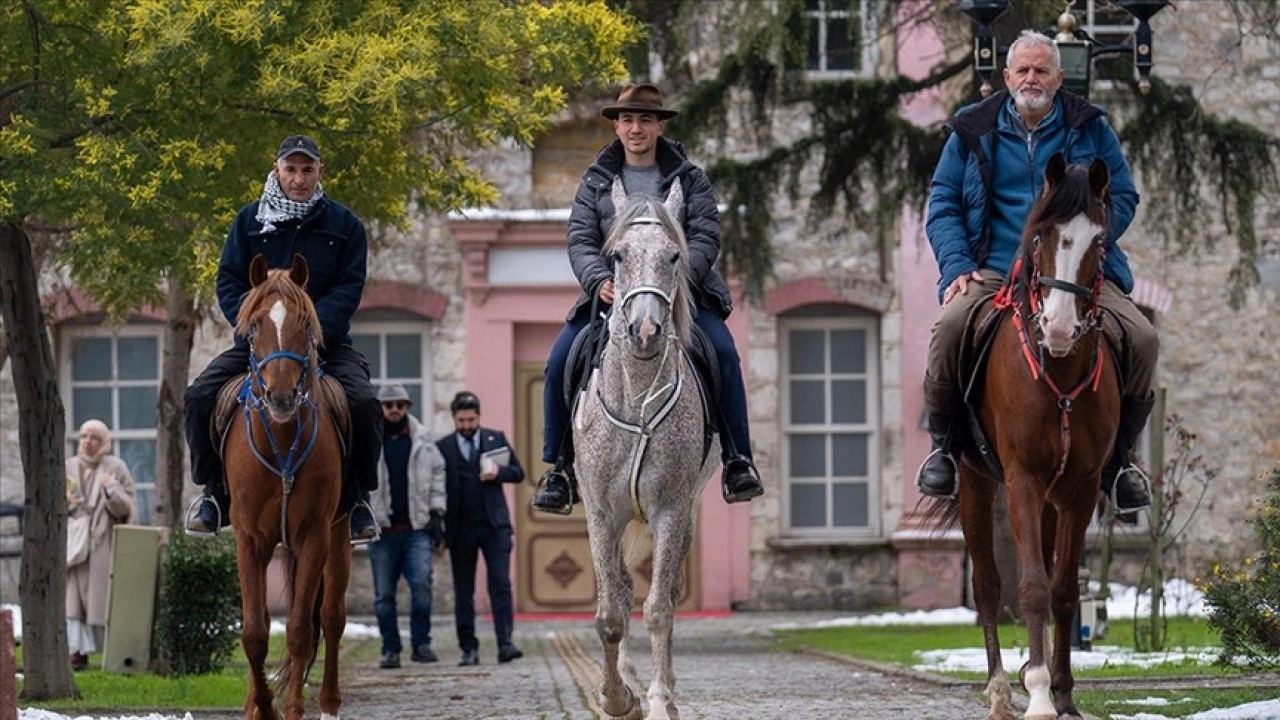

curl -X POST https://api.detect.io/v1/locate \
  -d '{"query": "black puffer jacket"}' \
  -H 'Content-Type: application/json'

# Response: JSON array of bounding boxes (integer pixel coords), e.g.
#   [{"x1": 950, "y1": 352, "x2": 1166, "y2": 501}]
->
[{"x1": 565, "y1": 137, "x2": 732, "y2": 321}]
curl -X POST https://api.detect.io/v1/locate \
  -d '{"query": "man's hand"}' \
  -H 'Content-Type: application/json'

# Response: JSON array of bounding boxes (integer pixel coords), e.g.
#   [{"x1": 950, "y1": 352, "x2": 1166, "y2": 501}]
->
[
  {"x1": 426, "y1": 510, "x2": 446, "y2": 551},
  {"x1": 599, "y1": 279, "x2": 615, "y2": 304},
  {"x1": 943, "y1": 271, "x2": 985, "y2": 305},
  {"x1": 480, "y1": 458, "x2": 500, "y2": 482}
]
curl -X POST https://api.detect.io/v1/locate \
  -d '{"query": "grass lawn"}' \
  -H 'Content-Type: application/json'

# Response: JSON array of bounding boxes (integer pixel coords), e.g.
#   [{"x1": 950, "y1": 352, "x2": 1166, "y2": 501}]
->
[
  {"x1": 1076, "y1": 687, "x2": 1280, "y2": 720},
  {"x1": 16, "y1": 632, "x2": 380, "y2": 712},
  {"x1": 775, "y1": 616, "x2": 1279, "y2": 719},
  {"x1": 775, "y1": 615, "x2": 1237, "y2": 680}
]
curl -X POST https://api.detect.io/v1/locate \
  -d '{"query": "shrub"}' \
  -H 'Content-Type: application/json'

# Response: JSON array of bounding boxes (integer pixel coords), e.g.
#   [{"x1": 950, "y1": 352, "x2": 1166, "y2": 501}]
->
[
  {"x1": 1202, "y1": 464, "x2": 1280, "y2": 668},
  {"x1": 153, "y1": 530, "x2": 241, "y2": 675}
]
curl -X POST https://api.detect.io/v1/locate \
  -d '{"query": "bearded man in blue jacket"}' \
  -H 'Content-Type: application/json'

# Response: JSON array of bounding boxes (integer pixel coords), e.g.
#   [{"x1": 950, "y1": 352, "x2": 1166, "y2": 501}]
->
[
  {"x1": 183, "y1": 134, "x2": 381, "y2": 543},
  {"x1": 917, "y1": 31, "x2": 1158, "y2": 515}
]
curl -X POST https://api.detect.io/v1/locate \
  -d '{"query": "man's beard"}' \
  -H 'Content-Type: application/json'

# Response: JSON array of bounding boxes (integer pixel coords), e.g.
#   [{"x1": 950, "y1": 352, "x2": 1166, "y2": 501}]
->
[{"x1": 1015, "y1": 87, "x2": 1052, "y2": 112}]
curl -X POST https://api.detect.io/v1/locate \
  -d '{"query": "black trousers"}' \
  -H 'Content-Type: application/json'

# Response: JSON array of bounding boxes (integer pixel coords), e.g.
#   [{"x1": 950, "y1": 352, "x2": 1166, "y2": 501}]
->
[
  {"x1": 449, "y1": 523, "x2": 514, "y2": 652},
  {"x1": 183, "y1": 343, "x2": 381, "y2": 500}
]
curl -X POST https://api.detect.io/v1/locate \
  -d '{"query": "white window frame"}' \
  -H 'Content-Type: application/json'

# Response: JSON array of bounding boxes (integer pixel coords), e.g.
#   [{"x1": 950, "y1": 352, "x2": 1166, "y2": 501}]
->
[
  {"x1": 59, "y1": 325, "x2": 162, "y2": 525},
  {"x1": 802, "y1": 0, "x2": 879, "y2": 80},
  {"x1": 349, "y1": 320, "x2": 434, "y2": 412},
  {"x1": 780, "y1": 315, "x2": 881, "y2": 538},
  {"x1": 1082, "y1": 0, "x2": 1138, "y2": 44}
]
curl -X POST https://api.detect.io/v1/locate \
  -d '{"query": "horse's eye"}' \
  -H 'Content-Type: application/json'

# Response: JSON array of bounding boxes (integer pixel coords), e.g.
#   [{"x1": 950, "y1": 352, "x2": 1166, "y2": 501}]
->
[
  {"x1": 669, "y1": 251, "x2": 681, "y2": 265},
  {"x1": 248, "y1": 322, "x2": 258, "y2": 337}
]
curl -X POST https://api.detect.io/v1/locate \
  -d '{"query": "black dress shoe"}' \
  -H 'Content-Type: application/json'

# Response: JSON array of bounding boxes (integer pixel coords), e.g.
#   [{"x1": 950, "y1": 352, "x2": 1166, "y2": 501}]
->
[
  {"x1": 721, "y1": 456, "x2": 764, "y2": 504},
  {"x1": 497, "y1": 644, "x2": 524, "y2": 663},
  {"x1": 411, "y1": 645, "x2": 438, "y2": 663},
  {"x1": 532, "y1": 468, "x2": 577, "y2": 515},
  {"x1": 379, "y1": 651, "x2": 400, "y2": 669},
  {"x1": 458, "y1": 648, "x2": 479, "y2": 666}
]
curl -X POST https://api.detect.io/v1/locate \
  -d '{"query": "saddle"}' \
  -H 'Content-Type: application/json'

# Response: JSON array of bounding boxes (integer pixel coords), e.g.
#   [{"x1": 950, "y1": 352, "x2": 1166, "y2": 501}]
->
[
  {"x1": 212, "y1": 373, "x2": 352, "y2": 460},
  {"x1": 958, "y1": 292, "x2": 1127, "y2": 482},
  {"x1": 562, "y1": 322, "x2": 719, "y2": 455}
]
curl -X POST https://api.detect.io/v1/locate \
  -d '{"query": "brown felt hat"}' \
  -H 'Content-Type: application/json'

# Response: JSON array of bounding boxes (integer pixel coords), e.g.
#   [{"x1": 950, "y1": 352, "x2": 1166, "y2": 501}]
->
[{"x1": 600, "y1": 83, "x2": 679, "y2": 120}]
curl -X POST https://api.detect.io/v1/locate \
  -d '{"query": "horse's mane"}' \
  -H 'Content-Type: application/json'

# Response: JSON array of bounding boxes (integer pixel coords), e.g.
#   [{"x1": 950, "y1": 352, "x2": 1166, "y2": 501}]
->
[
  {"x1": 603, "y1": 197, "x2": 694, "y2": 346},
  {"x1": 235, "y1": 269, "x2": 323, "y2": 348},
  {"x1": 1013, "y1": 165, "x2": 1108, "y2": 305}
]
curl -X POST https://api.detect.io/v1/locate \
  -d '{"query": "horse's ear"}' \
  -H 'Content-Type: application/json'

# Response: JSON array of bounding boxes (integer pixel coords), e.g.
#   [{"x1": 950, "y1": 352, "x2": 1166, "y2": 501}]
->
[
  {"x1": 289, "y1": 253, "x2": 309, "y2": 288},
  {"x1": 249, "y1": 254, "x2": 268, "y2": 287},
  {"x1": 1088, "y1": 157, "x2": 1110, "y2": 200},
  {"x1": 663, "y1": 178, "x2": 684, "y2": 215},
  {"x1": 1044, "y1": 152, "x2": 1067, "y2": 190},
  {"x1": 610, "y1": 176, "x2": 628, "y2": 217}
]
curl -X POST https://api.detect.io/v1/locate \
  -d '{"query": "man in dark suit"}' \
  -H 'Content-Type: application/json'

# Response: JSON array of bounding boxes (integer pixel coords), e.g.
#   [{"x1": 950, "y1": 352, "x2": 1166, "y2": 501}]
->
[{"x1": 436, "y1": 391, "x2": 525, "y2": 666}]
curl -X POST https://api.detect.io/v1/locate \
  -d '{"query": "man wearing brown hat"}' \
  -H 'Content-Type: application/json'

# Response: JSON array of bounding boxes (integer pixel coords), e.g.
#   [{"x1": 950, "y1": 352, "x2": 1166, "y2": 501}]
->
[
  {"x1": 533, "y1": 83, "x2": 765, "y2": 515},
  {"x1": 183, "y1": 133, "x2": 382, "y2": 544}
]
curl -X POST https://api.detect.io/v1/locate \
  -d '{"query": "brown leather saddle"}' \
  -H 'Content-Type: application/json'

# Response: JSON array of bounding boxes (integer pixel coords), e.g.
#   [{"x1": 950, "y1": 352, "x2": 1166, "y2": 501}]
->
[{"x1": 212, "y1": 373, "x2": 352, "y2": 460}]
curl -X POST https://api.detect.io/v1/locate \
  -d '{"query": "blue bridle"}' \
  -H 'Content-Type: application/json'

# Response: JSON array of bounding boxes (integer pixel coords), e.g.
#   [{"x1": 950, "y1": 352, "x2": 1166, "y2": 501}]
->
[{"x1": 240, "y1": 328, "x2": 322, "y2": 548}]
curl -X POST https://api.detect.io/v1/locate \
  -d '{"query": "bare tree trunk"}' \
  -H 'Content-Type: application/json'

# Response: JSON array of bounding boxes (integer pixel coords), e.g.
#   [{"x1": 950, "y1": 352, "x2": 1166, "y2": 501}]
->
[
  {"x1": 0, "y1": 222, "x2": 76, "y2": 699},
  {"x1": 153, "y1": 282, "x2": 197, "y2": 532}
]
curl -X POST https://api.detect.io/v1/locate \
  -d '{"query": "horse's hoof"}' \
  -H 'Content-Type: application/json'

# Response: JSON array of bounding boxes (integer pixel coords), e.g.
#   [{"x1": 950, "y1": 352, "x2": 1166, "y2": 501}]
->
[{"x1": 601, "y1": 686, "x2": 641, "y2": 719}]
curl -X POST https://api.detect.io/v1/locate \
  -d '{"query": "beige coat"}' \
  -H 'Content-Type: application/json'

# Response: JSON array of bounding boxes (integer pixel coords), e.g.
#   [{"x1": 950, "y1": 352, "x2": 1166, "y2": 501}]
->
[{"x1": 65, "y1": 455, "x2": 136, "y2": 626}]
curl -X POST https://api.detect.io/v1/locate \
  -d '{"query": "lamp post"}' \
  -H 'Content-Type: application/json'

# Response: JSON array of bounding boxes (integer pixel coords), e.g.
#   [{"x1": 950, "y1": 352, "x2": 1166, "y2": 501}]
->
[{"x1": 957, "y1": 0, "x2": 1170, "y2": 99}]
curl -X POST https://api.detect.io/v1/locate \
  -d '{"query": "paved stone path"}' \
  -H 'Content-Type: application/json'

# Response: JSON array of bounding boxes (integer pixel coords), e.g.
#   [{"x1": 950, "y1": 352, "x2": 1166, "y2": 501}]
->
[{"x1": 197, "y1": 613, "x2": 992, "y2": 719}]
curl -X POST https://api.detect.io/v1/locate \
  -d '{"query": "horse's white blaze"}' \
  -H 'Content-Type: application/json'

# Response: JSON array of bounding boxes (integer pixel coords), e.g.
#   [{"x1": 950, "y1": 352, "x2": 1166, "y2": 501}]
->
[
  {"x1": 269, "y1": 299, "x2": 287, "y2": 349},
  {"x1": 1040, "y1": 214, "x2": 1101, "y2": 351}
]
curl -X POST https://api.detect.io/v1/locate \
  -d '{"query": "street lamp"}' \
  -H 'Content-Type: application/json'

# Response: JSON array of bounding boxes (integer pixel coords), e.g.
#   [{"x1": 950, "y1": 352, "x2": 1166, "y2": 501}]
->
[{"x1": 957, "y1": 0, "x2": 1170, "y2": 99}]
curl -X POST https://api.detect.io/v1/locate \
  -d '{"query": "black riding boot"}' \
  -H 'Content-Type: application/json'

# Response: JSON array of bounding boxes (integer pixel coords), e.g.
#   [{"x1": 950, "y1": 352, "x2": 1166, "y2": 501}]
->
[
  {"x1": 915, "y1": 413, "x2": 960, "y2": 498},
  {"x1": 1101, "y1": 392, "x2": 1156, "y2": 515},
  {"x1": 532, "y1": 465, "x2": 578, "y2": 516},
  {"x1": 185, "y1": 480, "x2": 230, "y2": 538},
  {"x1": 722, "y1": 455, "x2": 764, "y2": 504}
]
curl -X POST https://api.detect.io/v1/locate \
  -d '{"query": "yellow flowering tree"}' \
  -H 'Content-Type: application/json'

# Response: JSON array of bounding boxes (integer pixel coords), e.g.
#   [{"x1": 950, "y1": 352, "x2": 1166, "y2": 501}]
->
[{"x1": 1, "y1": 0, "x2": 635, "y2": 697}]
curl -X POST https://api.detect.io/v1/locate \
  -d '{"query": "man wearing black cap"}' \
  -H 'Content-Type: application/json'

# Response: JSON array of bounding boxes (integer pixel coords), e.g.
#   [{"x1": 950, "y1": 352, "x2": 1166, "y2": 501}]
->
[
  {"x1": 183, "y1": 134, "x2": 382, "y2": 543},
  {"x1": 532, "y1": 83, "x2": 766, "y2": 515}
]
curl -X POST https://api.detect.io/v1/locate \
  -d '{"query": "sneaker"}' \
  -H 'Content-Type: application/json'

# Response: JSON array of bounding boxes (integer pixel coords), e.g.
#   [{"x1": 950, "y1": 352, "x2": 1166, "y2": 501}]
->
[{"x1": 349, "y1": 501, "x2": 379, "y2": 545}]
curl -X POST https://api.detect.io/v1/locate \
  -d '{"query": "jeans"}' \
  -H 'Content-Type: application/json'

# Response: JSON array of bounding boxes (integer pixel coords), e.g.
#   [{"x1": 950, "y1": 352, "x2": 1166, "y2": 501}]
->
[{"x1": 368, "y1": 529, "x2": 435, "y2": 654}]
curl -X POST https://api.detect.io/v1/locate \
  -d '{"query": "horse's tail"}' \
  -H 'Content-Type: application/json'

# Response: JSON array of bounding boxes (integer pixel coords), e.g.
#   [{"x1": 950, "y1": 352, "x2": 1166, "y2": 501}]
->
[
  {"x1": 269, "y1": 550, "x2": 324, "y2": 697},
  {"x1": 623, "y1": 519, "x2": 651, "y2": 567},
  {"x1": 916, "y1": 495, "x2": 962, "y2": 534}
]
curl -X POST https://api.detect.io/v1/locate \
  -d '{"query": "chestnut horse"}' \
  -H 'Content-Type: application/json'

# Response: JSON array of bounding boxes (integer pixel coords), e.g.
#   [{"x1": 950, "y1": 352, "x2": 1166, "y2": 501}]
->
[
  {"x1": 225, "y1": 254, "x2": 351, "y2": 720},
  {"x1": 939, "y1": 154, "x2": 1120, "y2": 720}
]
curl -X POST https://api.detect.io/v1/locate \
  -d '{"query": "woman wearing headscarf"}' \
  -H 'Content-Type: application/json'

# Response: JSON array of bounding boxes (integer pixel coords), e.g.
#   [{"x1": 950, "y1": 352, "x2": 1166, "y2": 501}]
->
[{"x1": 64, "y1": 419, "x2": 136, "y2": 670}]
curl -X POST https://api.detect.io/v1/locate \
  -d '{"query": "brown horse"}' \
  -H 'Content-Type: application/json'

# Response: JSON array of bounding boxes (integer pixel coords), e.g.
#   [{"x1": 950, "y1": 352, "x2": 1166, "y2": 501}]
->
[
  {"x1": 224, "y1": 253, "x2": 351, "y2": 720},
  {"x1": 942, "y1": 154, "x2": 1119, "y2": 720}
]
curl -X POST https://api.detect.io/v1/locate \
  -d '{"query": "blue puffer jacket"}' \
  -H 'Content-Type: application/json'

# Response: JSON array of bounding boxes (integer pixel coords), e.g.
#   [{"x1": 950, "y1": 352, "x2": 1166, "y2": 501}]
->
[
  {"x1": 216, "y1": 196, "x2": 367, "y2": 347},
  {"x1": 925, "y1": 89, "x2": 1139, "y2": 303}
]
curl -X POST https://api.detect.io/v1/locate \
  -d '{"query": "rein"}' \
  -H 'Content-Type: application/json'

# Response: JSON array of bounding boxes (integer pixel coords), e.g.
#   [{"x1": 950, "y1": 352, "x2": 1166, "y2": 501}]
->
[
  {"x1": 242, "y1": 330, "x2": 321, "y2": 551},
  {"x1": 992, "y1": 240, "x2": 1106, "y2": 489}
]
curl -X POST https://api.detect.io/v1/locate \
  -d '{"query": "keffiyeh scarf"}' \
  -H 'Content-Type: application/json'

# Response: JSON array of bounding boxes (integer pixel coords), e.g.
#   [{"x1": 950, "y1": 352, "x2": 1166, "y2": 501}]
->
[{"x1": 256, "y1": 171, "x2": 324, "y2": 232}]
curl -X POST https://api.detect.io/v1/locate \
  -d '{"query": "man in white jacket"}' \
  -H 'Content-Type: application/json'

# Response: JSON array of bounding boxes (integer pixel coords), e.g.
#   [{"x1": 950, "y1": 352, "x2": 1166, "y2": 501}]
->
[{"x1": 369, "y1": 383, "x2": 447, "y2": 669}]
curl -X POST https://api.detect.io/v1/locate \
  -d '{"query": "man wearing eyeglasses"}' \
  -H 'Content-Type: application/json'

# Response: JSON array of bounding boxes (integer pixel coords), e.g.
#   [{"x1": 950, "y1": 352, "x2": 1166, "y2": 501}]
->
[{"x1": 368, "y1": 383, "x2": 446, "y2": 669}]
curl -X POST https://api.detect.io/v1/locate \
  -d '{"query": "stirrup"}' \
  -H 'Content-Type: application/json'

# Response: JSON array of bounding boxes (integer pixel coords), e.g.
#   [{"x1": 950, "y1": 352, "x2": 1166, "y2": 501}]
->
[
  {"x1": 914, "y1": 449, "x2": 959, "y2": 500},
  {"x1": 349, "y1": 501, "x2": 380, "y2": 546},
  {"x1": 184, "y1": 495, "x2": 222, "y2": 539},
  {"x1": 1110, "y1": 464, "x2": 1153, "y2": 514}
]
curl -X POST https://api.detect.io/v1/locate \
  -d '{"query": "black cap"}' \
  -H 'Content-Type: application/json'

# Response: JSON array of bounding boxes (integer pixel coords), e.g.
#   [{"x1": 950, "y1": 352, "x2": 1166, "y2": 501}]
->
[{"x1": 276, "y1": 134, "x2": 321, "y2": 162}]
